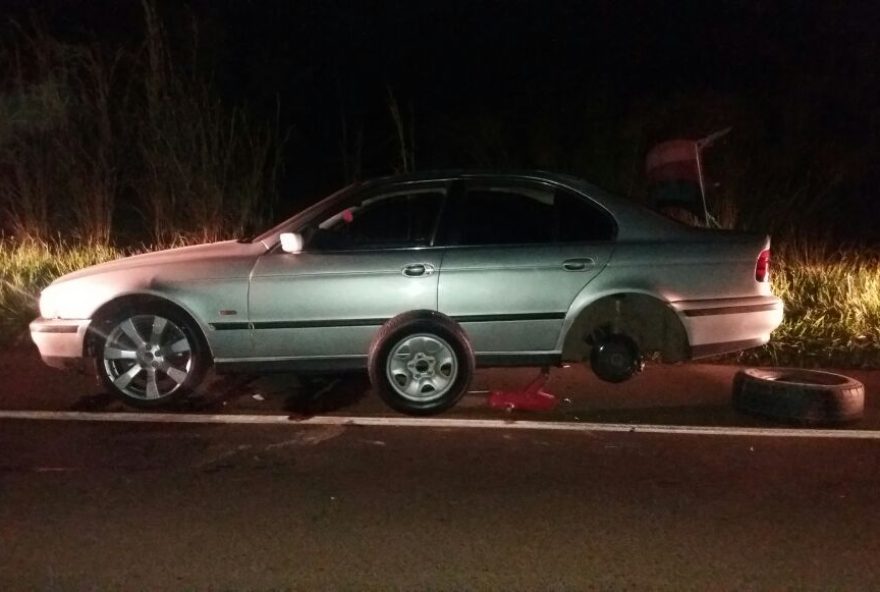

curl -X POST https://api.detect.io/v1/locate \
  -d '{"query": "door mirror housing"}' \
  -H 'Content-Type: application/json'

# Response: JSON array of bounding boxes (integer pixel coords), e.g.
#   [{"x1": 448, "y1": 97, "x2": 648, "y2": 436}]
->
[{"x1": 279, "y1": 232, "x2": 303, "y2": 254}]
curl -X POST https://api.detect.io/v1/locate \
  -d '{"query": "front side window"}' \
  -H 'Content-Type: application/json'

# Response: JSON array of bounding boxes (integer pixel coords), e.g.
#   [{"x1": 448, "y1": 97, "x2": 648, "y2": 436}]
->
[
  {"x1": 306, "y1": 187, "x2": 445, "y2": 251},
  {"x1": 446, "y1": 183, "x2": 615, "y2": 246}
]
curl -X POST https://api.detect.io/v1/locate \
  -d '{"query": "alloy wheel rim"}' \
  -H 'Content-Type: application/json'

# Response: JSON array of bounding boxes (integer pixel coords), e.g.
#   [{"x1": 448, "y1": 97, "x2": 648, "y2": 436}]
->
[
  {"x1": 102, "y1": 314, "x2": 193, "y2": 401},
  {"x1": 386, "y1": 333, "x2": 457, "y2": 402}
]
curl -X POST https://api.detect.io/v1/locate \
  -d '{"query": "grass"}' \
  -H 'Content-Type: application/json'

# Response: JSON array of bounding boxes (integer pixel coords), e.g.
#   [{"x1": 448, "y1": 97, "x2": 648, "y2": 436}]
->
[
  {"x1": 2, "y1": 239, "x2": 879, "y2": 369},
  {"x1": 0, "y1": 240, "x2": 119, "y2": 344},
  {"x1": 740, "y1": 246, "x2": 880, "y2": 369}
]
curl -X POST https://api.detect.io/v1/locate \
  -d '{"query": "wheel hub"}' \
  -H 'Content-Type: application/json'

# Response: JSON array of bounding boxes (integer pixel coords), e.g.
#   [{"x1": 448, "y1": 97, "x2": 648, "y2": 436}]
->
[
  {"x1": 136, "y1": 346, "x2": 163, "y2": 368},
  {"x1": 590, "y1": 333, "x2": 643, "y2": 383},
  {"x1": 407, "y1": 352, "x2": 436, "y2": 380}
]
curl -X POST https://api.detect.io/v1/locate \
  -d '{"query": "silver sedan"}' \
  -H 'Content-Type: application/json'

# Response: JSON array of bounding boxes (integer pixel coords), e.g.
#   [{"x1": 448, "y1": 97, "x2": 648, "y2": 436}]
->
[{"x1": 31, "y1": 171, "x2": 783, "y2": 414}]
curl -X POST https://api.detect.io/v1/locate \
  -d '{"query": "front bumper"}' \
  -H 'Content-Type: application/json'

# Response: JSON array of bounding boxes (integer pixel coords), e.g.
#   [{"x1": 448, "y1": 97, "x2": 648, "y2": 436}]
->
[{"x1": 29, "y1": 317, "x2": 91, "y2": 369}]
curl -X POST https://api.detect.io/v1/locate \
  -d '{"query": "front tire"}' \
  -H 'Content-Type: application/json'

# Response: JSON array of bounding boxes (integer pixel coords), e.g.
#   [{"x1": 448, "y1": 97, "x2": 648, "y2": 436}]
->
[
  {"x1": 93, "y1": 305, "x2": 208, "y2": 408},
  {"x1": 368, "y1": 311, "x2": 475, "y2": 416}
]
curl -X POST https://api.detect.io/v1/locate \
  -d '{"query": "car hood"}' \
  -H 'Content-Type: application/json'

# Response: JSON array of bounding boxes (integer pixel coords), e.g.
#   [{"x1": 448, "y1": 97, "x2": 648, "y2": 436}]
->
[{"x1": 53, "y1": 240, "x2": 266, "y2": 284}]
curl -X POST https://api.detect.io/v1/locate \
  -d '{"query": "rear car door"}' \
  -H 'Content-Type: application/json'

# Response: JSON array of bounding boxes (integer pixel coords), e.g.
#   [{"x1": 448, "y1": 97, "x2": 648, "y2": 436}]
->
[
  {"x1": 247, "y1": 182, "x2": 447, "y2": 365},
  {"x1": 437, "y1": 179, "x2": 616, "y2": 361}
]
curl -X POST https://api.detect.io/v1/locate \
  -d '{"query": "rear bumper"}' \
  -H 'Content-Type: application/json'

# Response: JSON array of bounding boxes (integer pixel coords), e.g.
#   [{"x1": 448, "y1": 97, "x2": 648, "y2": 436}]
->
[
  {"x1": 671, "y1": 296, "x2": 784, "y2": 359},
  {"x1": 29, "y1": 317, "x2": 91, "y2": 369}
]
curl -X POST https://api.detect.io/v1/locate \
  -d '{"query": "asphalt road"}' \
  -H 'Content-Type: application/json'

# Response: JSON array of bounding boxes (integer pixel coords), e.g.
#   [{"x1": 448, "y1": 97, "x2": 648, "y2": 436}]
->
[
  {"x1": 3, "y1": 419, "x2": 880, "y2": 590},
  {"x1": 2, "y1": 346, "x2": 880, "y2": 590}
]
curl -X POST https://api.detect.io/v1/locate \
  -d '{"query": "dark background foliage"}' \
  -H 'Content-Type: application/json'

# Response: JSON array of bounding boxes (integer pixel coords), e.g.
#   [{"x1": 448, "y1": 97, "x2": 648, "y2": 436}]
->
[{"x1": 0, "y1": 0, "x2": 877, "y2": 243}]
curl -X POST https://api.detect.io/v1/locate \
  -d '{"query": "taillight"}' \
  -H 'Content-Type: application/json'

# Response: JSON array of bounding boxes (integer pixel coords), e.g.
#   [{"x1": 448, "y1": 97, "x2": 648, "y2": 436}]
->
[{"x1": 755, "y1": 249, "x2": 770, "y2": 282}]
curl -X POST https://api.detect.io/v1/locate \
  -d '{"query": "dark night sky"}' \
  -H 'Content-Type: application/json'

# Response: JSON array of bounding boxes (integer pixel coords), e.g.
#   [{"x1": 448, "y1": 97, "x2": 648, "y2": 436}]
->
[
  {"x1": 17, "y1": 3, "x2": 870, "y2": 99},
  {"x1": 2, "y1": 0, "x2": 878, "y2": 230}
]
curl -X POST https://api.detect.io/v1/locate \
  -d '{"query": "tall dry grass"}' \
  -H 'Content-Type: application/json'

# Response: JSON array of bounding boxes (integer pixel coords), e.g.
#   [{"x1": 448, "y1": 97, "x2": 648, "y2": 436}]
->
[
  {"x1": 0, "y1": 3, "x2": 283, "y2": 246},
  {"x1": 137, "y1": 1, "x2": 284, "y2": 244},
  {"x1": 0, "y1": 25, "x2": 120, "y2": 244}
]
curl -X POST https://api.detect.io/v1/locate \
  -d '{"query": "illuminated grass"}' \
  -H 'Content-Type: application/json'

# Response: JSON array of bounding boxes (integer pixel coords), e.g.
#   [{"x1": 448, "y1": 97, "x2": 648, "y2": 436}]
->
[
  {"x1": 2, "y1": 240, "x2": 880, "y2": 368},
  {"x1": 740, "y1": 247, "x2": 880, "y2": 368},
  {"x1": 0, "y1": 240, "x2": 119, "y2": 344}
]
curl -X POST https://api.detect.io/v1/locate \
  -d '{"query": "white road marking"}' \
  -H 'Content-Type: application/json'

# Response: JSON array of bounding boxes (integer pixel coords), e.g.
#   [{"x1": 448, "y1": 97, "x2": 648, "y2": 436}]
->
[{"x1": 0, "y1": 409, "x2": 879, "y2": 439}]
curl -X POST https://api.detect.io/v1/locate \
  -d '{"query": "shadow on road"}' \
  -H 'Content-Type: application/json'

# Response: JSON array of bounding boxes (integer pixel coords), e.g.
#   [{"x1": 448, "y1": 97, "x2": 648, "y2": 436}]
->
[
  {"x1": 282, "y1": 375, "x2": 371, "y2": 416},
  {"x1": 62, "y1": 372, "x2": 372, "y2": 415},
  {"x1": 69, "y1": 391, "x2": 118, "y2": 412}
]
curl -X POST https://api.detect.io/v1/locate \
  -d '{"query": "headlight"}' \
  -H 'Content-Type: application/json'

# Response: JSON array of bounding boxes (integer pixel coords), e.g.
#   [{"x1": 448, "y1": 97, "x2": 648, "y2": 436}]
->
[
  {"x1": 38, "y1": 287, "x2": 59, "y2": 319},
  {"x1": 37, "y1": 274, "x2": 121, "y2": 320},
  {"x1": 38, "y1": 279, "x2": 114, "y2": 320}
]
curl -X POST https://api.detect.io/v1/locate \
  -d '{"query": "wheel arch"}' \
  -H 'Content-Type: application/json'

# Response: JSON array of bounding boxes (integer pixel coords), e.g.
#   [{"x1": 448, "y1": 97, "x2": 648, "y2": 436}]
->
[
  {"x1": 85, "y1": 292, "x2": 214, "y2": 360},
  {"x1": 560, "y1": 292, "x2": 690, "y2": 363}
]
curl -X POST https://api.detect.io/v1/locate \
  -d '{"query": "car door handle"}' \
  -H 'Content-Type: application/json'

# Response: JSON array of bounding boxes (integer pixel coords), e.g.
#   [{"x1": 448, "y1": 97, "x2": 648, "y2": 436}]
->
[
  {"x1": 562, "y1": 258, "x2": 595, "y2": 271},
  {"x1": 402, "y1": 263, "x2": 435, "y2": 277}
]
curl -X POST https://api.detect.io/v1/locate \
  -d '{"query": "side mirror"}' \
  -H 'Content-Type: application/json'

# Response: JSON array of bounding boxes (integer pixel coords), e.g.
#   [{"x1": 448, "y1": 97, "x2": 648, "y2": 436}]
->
[{"x1": 279, "y1": 232, "x2": 303, "y2": 254}]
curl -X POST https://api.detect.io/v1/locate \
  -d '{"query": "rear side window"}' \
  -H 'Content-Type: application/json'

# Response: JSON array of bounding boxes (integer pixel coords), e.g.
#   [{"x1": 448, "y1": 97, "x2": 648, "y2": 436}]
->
[
  {"x1": 556, "y1": 189, "x2": 616, "y2": 242},
  {"x1": 456, "y1": 187, "x2": 555, "y2": 245},
  {"x1": 447, "y1": 184, "x2": 615, "y2": 246}
]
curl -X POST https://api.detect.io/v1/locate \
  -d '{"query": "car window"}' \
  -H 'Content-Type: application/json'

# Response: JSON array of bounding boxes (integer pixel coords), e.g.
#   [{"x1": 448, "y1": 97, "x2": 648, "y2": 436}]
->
[
  {"x1": 453, "y1": 186, "x2": 555, "y2": 245},
  {"x1": 448, "y1": 184, "x2": 614, "y2": 246},
  {"x1": 307, "y1": 188, "x2": 444, "y2": 251},
  {"x1": 555, "y1": 188, "x2": 616, "y2": 242}
]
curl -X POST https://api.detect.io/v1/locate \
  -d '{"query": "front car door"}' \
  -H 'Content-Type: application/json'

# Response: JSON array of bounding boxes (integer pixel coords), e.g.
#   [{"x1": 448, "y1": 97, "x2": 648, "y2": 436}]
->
[
  {"x1": 246, "y1": 181, "x2": 448, "y2": 369},
  {"x1": 437, "y1": 177, "x2": 616, "y2": 364}
]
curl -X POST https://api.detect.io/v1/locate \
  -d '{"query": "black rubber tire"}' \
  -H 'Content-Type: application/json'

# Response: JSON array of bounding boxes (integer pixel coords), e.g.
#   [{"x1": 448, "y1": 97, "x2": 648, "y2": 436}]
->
[
  {"x1": 732, "y1": 367, "x2": 864, "y2": 425},
  {"x1": 368, "y1": 310, "x2": 475, "y2": 416},
  {"x1": 590, "y1": 333, "x2": 644, "y2": 383},
  {"x1": 93, "y1": 304, "x2": 209, "y2": 409}
]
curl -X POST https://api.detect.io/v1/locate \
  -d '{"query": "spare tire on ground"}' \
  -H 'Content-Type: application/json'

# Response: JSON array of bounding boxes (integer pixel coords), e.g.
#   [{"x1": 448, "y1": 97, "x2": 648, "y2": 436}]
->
[{"x1": 732, "y1": 368, "x2": 864, "y2": 425}]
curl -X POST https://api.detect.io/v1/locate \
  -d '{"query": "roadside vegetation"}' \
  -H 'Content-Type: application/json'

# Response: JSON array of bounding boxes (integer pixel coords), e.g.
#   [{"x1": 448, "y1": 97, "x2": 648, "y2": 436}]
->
[
  {"x1": 738, "y1": 246, "x2": 880, "y2": 368},
  {"x1": 0, "y1": 240, "x2": 118, "y2": 344},
  {"x1": 0, "y1": 3, "x2": 283, "y2": 247}
]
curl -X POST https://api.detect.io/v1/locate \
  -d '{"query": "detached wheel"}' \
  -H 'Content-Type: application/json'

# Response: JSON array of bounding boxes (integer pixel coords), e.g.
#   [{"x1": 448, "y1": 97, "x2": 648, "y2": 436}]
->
[
  {"x1": 732, "y1": 368, "x2": 864, "y2": 425},
  {"x1": 368, "y1": 311, "x2": 474, "y2": 416},
  {"x1": 94, "y1": 305, "x2": 208, "y2": 408}
]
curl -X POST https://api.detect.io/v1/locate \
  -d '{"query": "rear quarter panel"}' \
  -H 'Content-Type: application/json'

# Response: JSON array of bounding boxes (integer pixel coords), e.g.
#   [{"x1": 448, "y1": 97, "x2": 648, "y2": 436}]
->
[
  {"x1": 557, "y1": 231, "x2": 776, "y2": 354},
  {"x1": 597, "y1": 234, "x2": 772, "y2": 303}
]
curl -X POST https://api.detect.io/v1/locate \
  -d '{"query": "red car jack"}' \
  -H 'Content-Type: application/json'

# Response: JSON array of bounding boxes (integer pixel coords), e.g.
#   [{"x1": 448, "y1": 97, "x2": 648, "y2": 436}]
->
[{"x1": 488, "y1": 367, "x2": 558, "y2": 412}]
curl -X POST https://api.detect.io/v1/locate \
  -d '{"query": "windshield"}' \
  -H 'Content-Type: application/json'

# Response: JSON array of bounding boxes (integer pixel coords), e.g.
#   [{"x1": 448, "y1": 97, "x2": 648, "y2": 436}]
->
[{"x1": 246, "y1": 184, "x2": 357, "y2": 246}]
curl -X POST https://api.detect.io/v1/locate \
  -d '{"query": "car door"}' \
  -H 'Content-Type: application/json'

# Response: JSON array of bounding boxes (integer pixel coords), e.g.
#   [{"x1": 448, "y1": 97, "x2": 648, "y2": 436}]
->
[
  {"x1": 247, "y1": 182, "x2": 448, "y2": 365},
  {"x1": 437, "y1": 179, "x2": 616, "y2": 361}
]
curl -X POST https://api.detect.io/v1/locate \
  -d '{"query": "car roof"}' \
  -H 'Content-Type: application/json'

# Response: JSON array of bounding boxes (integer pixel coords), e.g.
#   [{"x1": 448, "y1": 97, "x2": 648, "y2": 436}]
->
[{"x1": 358, "y1": 168, "x2": 578, "y2": 187}]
